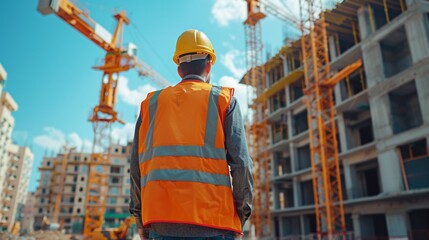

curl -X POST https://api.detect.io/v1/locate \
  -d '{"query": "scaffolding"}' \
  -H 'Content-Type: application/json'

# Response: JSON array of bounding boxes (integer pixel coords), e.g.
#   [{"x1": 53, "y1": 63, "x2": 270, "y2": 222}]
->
[{"x1": 244, "y1": 0, "x2": 271, "y2": 237}]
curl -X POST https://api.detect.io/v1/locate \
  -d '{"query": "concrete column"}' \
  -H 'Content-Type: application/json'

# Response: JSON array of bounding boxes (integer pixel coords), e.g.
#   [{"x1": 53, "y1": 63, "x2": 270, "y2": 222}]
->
[
  {"x1": 300, "y1": 215, "x2": 306, "y2": 237},
  {"x1": 293, "y1": 177, "x2": 301, "y2": 207},
  {"x1": 362, "y1": 43, "x2": 384, "y2": 88},
  {"x1": 289, "y1": 143, "x2": 296, "y2": 171},
  {"x1": 337, "y1": 113, "x2": 348, "y2": 153},
  {"x1": 282, "y1": 55, "x2": 289, "y2": 76},
  {"x1": 272, "y1": 182, "x2": 279, "y2": 210},
  {"x1": 405, "y1": 13, "x2": 429, "y2": 62},
  {"x1": 343, "y1": 161, "x2": 354, "y2": 200},
  {"x1": 352, "y1": 214, "x2": 362, "y2": 239},
  {"x1": 378, "y1": 149, "x2": 404, "y2": 193},
  {"x1": 285, "y1": 85, "x2": 291, "y2": 106},
  {"x1": 357, "y1": 6, "x2": 372, "y2": 40},
  {"x1": 287, "y1": 111, "x2": 293, "y2": 140},
  {"x1": 278, "y1": 216, "x2": 285, "y2": 237},
  {"x1": 369, "y1": 94, "x2": 393, "y2": 140},
  {"x1": 415, "y1": 75, "x2": 429, "y2": 125},
  {"x1": 268, "y1": 125, "x2": 273, "y2": 146},
  {"x1": 329, "y1": 35, "x2": 338, "y2": 60},
  {"x1": 386, "y1": 212, "x2": 409, "y2": 239},
  {"x1": 334, "y1": 82, "x2": 342, "y2": 105}
]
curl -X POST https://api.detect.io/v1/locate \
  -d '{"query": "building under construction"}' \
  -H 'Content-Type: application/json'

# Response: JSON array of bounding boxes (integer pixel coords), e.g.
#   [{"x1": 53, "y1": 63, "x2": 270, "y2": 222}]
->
[
  {"x1": 244, "y1": 0, "x2": 429, "y2": 238},
  {"x1": 34, "y1": 143, "x2": 135, "y2": 235}
]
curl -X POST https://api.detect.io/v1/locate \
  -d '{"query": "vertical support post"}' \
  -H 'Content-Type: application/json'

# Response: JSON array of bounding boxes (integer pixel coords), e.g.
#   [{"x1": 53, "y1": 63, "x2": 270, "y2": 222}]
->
[
  {"x1": 367, "y1": 5, "x2": 376, "y2": 33},
  {"x1": 383, "y1": 0, "x2": 390, "y2": 22},
  {"x1": 400, "y1": 0, "x2": 406, "y2": 12},
  {"x1": 346, "y1": 76, "x2": 352, "y2": 97},
  {"x1": 359, "y1": 68, "x2": 366, "y2": 90},
  {"x1": 397, "y1": 148, "x2": 410, "y2": 191},
  {"x1": 352, "y1": 21, "x2": 358, "y2": 44}
]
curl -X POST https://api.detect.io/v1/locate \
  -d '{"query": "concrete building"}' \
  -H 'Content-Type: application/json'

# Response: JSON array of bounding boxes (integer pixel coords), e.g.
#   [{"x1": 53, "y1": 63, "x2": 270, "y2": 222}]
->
[
  {"x1": 0, "y1": 145, "x2": 33, "y2": 231},
  {"x1": 34, "y1": 143, "x2": 133, "y2": 234},
  {"x1": 22, "y1": 192, "x2": 36, "y2": 234},
  {"x1": 0, "y1": 64, "x2": 34, "y2": 231},
  {"x1": 246, "y1": 0, "x2": 429, "y2": 238},
  {"x1": 0, "y1": 64, "x2": 18, "y2": 206}
]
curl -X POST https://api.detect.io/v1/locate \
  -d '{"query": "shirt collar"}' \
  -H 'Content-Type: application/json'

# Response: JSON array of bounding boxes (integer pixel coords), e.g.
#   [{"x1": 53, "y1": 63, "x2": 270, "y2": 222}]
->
[{"x1": 181, "y1": 74, "x2": 206, "y2": 83}]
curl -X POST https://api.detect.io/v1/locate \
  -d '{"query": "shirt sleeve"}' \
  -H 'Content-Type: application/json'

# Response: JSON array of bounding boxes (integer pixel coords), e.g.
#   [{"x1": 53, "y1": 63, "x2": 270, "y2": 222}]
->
[
  {"x1": 223, "y1": 97, "x2": 254, "y2": 228},
  {"x1": 129, "y1": 115, "x2": 144, "y2": 230}
]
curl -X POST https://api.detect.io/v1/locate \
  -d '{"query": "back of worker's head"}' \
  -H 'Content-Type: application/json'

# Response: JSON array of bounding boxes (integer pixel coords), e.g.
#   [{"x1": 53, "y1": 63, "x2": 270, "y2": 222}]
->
[{"x1": 173, "y1": 29, "x2": 216, "y2": 83}]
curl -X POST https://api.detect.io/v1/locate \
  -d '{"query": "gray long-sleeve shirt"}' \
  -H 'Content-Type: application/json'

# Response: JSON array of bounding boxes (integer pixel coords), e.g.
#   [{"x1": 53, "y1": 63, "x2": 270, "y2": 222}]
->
[{"x1": 129, "y1": 85, "x2": 254, "y2": 237}]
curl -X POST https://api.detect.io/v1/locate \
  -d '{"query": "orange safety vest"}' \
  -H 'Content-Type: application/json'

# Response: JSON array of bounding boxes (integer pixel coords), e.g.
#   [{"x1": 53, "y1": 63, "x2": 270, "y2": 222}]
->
[{"x1": 138, "y1": 81, "x2": 242, "y2": 234}]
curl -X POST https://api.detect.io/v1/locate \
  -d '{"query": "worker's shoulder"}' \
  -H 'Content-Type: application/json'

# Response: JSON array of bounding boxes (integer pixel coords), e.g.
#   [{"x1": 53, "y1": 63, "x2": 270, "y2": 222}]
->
[{"x1": 211, "y1": 84, "x2": 235, "y2": 96}]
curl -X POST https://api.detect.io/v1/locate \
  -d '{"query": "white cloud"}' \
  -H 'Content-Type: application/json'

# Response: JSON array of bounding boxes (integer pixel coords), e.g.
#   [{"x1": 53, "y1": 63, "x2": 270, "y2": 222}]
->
[
  {"x1": 211, "y1": 0, "x2": 246, "y2": 26},
  {"x1": 111, "y1": 123, "x2": 135, "y2": 145},
  {"x1": 33, "y1": 127, "x2": 66, "y2": 151},
  {"x1": 117, "y1": 76, "x2": 156, "y2": 106},
  {"x1": 34, "y1": 127, "x2": 99, "y2": 153},
  {"x1": 218, "y1": 76, "x2": 249, "y2": 119},
  {"x1": 68, "y1": 132, "x2": 82, "y2": 150},
  {"x1": 221, "y1": 49, "x2": 246, "y2": 79}
]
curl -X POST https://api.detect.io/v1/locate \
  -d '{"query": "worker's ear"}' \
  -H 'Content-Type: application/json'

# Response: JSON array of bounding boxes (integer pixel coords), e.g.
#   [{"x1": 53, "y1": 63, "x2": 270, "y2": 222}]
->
[
  {"x1": 177, "y1": 66, "x2": 184, "y2": 78},
  {"x1": 205, "y1": 60, "x2": 212, "y2": 74}
]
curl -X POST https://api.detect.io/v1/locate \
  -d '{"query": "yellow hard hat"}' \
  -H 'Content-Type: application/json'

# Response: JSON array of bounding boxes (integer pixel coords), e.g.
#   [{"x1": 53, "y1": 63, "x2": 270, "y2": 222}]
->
[{"x1": 173, "y1": 29, "x2": 216, "y2": 65}]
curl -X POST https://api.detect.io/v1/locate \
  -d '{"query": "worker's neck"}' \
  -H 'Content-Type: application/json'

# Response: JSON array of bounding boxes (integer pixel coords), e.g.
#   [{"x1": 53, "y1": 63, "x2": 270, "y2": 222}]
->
[{"x1": 182, "y1": 74, "x2": 206, "y2": 82}]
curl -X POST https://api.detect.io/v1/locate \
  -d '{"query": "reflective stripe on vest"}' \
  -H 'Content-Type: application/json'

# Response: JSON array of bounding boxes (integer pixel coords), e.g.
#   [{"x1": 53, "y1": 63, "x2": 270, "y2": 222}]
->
[
  {"x1": 140, "y1": 86, "x2": 229, "y2": 187},
  {"x1": 140, "y1": 169, "x2": 231, "y2": 188}
]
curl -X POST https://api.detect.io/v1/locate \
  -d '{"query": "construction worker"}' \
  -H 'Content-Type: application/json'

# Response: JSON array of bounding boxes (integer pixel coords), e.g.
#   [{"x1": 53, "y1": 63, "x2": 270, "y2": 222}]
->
[{"x1": 129, "y1": 29, "x2": 254, "y2": 239}]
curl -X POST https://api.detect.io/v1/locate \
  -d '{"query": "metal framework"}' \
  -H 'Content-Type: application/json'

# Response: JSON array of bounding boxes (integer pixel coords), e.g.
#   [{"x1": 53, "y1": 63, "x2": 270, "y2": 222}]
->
[
  {"x1": 83, "y1": 122, "x2": 111, "y2": 236},
  {"x1": 244, "y1": 0, "x2": 363, "y2": 238},
  {"x1": 299, "y1": 0, "x2": 358, "y2": 237},
  {"x1": 38, "y1": 0, "x2": 171, "y2": 238},
  {"x1": 244, "y1": 0, "x2": 271, "y2": 237}
]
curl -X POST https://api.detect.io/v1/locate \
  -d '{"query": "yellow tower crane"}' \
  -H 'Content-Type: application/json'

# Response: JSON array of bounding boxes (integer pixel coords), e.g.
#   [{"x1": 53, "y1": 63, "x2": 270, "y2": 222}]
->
[{"x1": 37, "y1": 0, "x2": 171, "y2": 238}]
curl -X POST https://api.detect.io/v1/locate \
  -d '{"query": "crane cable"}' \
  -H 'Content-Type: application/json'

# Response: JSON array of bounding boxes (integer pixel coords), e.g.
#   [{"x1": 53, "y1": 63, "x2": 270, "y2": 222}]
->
[{"x1": 127, "y1": 20, "x2": 177, "y2": 81}]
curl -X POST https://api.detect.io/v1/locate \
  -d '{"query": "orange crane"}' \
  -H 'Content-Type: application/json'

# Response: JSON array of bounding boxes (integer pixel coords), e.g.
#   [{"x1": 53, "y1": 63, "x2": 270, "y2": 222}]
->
[
  {"x1": 37, "y1": 0, "x2": 171, "y2": 238},
  {"x1": 243, "y1": 0, "x2": 362, "y2": 238}
]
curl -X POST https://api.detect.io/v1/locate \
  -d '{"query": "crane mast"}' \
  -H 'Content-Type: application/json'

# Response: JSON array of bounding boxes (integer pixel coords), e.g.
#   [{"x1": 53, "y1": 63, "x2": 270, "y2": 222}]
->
[
  {"x1": 38, "y1": 0, "x2": 171, "y2": 237},
  {"x1": 243, "y1": 0, "x2": 271, "y2": 237}
]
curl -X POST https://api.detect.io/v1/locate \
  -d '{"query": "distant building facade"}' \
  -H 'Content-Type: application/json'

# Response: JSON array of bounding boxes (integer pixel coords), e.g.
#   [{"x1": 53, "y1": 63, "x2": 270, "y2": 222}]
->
[
  {"x1": 0, "y1": 63, "x2": 34, "y2": 231},
  {"x1": 21, "y1": 192, "x2": 35, "y2": 234},
  {"x1": 34, "y1": 143, "x2": 132, "y2": 234}
]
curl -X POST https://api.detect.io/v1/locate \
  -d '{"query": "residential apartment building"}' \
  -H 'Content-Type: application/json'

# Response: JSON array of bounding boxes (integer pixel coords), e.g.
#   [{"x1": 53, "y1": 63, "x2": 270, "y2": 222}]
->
[
  {"x1": 34, "y1": 143, "x2": 132, "y2": 234},
  {"x1": 0, "y1": 145, "x2": 33, "y2": 231},
  {"x1": 245, "y1": 0, "x2": 429, "y2": 238},
  {"x1": 0, "y1": 63, "x2": 18, "y2": 204},
  {"x1": 0, "y1": 64, "x2": 34, "y2": 231},
  {"x1": 21, "y1": 192, "x2": 36, "y2": 234}
]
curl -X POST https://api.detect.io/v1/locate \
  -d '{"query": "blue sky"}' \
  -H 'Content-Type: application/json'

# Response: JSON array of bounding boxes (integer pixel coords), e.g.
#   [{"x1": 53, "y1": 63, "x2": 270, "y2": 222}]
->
[{"x1": 0, "y1": 0, "x2": 296, "y2": 192}]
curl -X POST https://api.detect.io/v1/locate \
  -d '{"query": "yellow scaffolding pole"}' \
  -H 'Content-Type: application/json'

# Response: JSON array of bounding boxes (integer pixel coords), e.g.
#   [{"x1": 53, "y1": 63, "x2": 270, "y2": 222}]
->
[
  {"x1": 368, "y1": 5, "x2": 376, "y2": 33},
  {"x1": 383, "y1": 0, "x2": 390, "y2": 23},
  {"x1": 352, "y1": 21, "x2": 358, "y2": 44},
  {"x1": 346, "y1": 76, "x2": 352, "y2": 97},
  {"x1": 400, "y1": 0, "x2": 406, "y2": 12},
  {"x1": 397, "y1": 148, "x2": 410, "y2": 191},
  {"x1": 359, "y1": 68, "x2": 366, "y2": 90},
  {"x1": 291, "y1": 53, "x2": 295, "y2": 70},
  {"x1": 335, "y1": 34, "x2": 341, "y2": 56}
]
